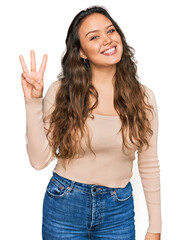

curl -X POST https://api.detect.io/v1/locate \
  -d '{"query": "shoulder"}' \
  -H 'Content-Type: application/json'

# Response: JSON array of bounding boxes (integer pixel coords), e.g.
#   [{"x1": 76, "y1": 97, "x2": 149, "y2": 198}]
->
[
  {"x1": 140, "y1": 83, "x2": 157, "y2": 105},
  {"x1": 44, "y1": 79, "x2": 62, "y2": 104},
  {"x1": 141, "y1": 83, "x2": 154, "y2": 97},
  {"x1": 140, "y1": 83, "x2": 158, "y2": 121},
  {"x1": 49, "y1": 79, "x2": 62, "y2": 91}
]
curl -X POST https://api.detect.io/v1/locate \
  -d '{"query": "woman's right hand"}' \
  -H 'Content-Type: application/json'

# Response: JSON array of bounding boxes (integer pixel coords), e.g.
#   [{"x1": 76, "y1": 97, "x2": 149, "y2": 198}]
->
[{"x1": 19, "y1": 50, "x2": 48, "y2": 99}]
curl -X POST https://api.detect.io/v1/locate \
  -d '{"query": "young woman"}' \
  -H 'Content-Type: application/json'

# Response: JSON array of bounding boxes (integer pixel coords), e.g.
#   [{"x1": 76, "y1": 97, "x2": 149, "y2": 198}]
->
[{"x1": 19, "y1": 6, "x2": 162, "y2": 240}]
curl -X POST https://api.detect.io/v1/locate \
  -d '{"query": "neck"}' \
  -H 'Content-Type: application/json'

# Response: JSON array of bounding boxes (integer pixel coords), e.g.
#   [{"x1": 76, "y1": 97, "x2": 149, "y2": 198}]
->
[{"x1": 90, "y1": 64, "x2": 116, "y2": 89}]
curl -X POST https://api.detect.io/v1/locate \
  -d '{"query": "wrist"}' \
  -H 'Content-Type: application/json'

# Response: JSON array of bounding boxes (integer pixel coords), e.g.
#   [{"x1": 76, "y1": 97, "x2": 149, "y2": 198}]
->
[{"x1": 145, "y1": 232, "x2": 161, "y2": 240}]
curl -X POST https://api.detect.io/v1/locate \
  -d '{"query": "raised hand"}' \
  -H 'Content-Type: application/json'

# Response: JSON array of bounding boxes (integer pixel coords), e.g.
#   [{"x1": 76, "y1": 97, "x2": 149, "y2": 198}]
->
[{"x1": 19, "y1": 50, "x2": 48, "y2": 99}]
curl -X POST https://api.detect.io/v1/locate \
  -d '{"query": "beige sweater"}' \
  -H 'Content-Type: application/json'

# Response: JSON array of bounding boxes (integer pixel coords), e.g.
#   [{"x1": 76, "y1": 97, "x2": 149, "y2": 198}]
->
[{"x1": 24, "y1": 80, "x2": 162, "y2": 233}]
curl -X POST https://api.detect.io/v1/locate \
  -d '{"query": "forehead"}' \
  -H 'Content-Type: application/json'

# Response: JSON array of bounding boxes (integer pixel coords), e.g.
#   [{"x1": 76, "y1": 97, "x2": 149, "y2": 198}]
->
[{"x1": 78, "y1": 13, "x2": 112, "y2": 35}]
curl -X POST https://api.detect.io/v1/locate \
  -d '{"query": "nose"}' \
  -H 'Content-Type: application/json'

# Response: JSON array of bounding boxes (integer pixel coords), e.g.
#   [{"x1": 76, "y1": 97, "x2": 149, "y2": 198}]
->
[{"x1": 103, "y1": 34, "x2": 112, "y2": 45}]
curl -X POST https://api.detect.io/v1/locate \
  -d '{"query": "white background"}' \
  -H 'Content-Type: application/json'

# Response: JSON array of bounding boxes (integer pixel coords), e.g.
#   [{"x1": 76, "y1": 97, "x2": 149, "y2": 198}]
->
[{"x1": 0, "y1": 0, "x2": 180, "y2": 239}]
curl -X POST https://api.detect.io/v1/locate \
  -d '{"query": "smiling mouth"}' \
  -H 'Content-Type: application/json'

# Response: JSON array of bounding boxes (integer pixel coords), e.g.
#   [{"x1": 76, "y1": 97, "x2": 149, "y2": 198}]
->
[{"x1": 101, "y1": 46, "x2": 117, "y2": 55}]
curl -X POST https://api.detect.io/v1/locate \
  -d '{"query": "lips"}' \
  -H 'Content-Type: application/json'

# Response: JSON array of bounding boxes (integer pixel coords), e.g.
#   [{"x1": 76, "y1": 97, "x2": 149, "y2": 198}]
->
[{"x1": 101, "y1": 46, "x2": 117, "y2": 55}]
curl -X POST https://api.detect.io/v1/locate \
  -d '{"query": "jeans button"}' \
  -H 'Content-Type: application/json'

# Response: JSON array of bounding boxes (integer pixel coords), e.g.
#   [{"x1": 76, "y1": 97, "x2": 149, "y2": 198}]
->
[{"x1": 93, "y1": 188, "x2": 96, "y2": 192}]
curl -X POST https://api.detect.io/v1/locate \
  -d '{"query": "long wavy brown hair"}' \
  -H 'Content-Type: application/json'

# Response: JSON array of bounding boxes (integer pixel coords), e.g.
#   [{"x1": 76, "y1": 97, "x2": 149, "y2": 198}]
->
[{"x1": 43, "y1": 6, "x2": 155, "y2": 170}]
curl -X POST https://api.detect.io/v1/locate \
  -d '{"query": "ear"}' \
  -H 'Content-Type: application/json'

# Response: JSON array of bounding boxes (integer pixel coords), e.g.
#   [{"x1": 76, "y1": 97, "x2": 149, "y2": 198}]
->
[{"x1": 79, "y1": 48, "x2": 87, "y2": 59}]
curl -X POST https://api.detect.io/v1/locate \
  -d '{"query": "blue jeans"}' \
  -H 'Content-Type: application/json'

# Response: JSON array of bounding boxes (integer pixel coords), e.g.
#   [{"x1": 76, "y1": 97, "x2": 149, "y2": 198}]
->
[{"x1": 42, "y1": 171, "x2": 135, "y2": 239}]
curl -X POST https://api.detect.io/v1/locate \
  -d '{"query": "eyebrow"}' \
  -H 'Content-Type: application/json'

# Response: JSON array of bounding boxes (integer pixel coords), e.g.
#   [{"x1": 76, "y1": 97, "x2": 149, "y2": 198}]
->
[{"x1": 85, "y1": 24, "x2": 114, "y2": 37}]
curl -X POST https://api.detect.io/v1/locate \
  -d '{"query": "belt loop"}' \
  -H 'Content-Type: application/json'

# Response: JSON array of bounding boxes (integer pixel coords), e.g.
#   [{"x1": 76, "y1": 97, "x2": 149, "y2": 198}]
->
[{"x1": 67, "y1": 181, "x2": 75, "y2": 192}]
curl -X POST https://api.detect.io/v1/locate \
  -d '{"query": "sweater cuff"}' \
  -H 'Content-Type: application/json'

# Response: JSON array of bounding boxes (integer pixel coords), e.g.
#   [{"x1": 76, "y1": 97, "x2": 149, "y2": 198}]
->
[
  {"x1": 147, "y1": 203, "x2": 162, "y2": 233},
  {"x1": 24, "y1": 97, "x2": 43, "y2": 104}
]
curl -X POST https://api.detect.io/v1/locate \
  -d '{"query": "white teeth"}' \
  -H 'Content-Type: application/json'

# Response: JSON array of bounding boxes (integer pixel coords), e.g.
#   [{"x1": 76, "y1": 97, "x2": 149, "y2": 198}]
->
[{"x1": 103, "y1": 47, "x2": 115, "y2": 54}]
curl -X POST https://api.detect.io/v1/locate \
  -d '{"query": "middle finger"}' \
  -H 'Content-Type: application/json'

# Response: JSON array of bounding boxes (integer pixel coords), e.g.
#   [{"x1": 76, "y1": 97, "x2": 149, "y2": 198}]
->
[{"x1": 30, "y1": 50, "x2": 36, "y2": 72}]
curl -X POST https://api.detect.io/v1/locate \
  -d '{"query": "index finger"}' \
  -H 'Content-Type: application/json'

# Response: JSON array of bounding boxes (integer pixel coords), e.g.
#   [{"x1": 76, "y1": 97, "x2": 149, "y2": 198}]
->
[{"x1": 19, "y1": 55, "x2": 29, "y2": 73}]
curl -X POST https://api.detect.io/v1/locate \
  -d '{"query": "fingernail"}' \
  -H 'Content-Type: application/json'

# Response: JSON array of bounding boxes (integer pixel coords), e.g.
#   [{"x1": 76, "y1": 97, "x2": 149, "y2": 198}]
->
[{"x1": 26, "y1": 77, "x2": 31, "y2": 82}]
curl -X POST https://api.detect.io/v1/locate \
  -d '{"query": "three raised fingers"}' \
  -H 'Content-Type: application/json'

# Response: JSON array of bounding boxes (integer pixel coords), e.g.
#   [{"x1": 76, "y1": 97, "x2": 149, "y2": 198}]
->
[{"x1": 19, "y1": 50, "x2": 48, "y2": 77}]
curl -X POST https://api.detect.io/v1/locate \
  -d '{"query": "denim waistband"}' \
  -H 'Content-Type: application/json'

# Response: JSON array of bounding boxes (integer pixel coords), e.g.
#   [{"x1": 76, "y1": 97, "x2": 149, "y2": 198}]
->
[{"x1": 52, "y1": 170, "x2": 132, "y2": 194}]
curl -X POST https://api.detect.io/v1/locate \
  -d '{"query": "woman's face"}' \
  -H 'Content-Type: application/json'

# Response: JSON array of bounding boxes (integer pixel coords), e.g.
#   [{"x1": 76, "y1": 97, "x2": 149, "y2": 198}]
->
[{"x1": 78, "y1": 13, "x2": 123, "y2": 68}]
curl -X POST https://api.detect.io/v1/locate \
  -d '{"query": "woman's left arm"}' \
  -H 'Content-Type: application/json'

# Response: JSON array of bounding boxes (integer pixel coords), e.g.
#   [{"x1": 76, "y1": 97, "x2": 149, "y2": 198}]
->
[{"x1": 137, "y1": 85, "x2": 162, "y2": 236}]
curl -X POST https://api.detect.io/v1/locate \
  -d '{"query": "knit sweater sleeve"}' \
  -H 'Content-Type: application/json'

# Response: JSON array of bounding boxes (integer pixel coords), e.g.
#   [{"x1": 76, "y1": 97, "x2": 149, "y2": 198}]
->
[
  {"x1": 137, "y1": 85, "x2": 162, "y2": 233},
  {"x1": 24, "y1": 80, "x2": 60, "y2": 170}
]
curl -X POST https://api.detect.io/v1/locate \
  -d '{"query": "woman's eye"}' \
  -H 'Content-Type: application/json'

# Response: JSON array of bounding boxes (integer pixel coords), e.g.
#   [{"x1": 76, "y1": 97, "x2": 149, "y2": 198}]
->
[
  {"x1": 90, "y1": 29, "x2": 115, "y2": 40},
  {"x1": 108, "y1": 29, "x2": 115, "y2": 33},
  {"x1": 90, "y1": 36, "x2": 98, "y2": 40}
]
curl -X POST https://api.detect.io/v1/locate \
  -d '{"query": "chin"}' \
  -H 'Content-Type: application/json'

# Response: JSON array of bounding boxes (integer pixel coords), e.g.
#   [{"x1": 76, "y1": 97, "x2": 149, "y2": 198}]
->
[
  {"x1": 106, "y1": 57, "x2": 121, "y2": 66},
  {"x1": 90, "y1": 56, "x2": 122, "y2": 68}
]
